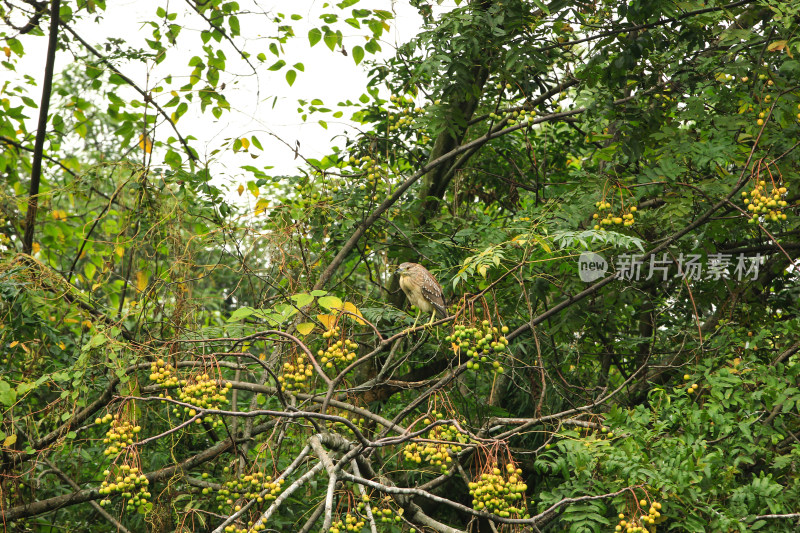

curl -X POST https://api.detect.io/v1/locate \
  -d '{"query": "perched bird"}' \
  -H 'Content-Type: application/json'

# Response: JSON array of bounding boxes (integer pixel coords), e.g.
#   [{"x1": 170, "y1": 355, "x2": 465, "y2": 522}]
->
[{"x1": 396, "y1": 262, "x2": 447, "y2": 327}]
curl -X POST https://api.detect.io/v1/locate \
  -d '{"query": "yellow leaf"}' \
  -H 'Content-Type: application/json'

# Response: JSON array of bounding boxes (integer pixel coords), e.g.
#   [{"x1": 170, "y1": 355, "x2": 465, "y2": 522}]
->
[
  {"x1": 58, "y1": 342, "x2": 66, "y2": 350},
  {"x1": 92, "y1": 283, "x2": 101, "y2": 291},
  {"x1": 240, "y1": 137, "x2": 250, "y2": 150},
  {"x1": 9, "y1": 341, "x2": 18, "y2": 348},
  {"x1": 3, "y1": 47, "x2": 10, "y2": 59},
  {"x1": 237, "y1": 184, "x2": 245, "y2": 196},
  {"x1": 31, "y1": 242, "x2": 40, "y2": 254},
  {"x1": 251, "y1": 186, "x2": 260, "y2": 198},
  {"x1": 138, "y1": 134, "x2": 153, "y2": 153},
  {"x1": 171, "y1": 90, "x2": 178, "y2": 97},
  {"x1": 296, "y1": 322, "x2": 315, "y2": 335},
  {"x1": 341, "y1": 302, "x2": 366, "y2": 325},
  {"x1": 317, "y1": 314, "x2": 336, "y2": 329},
  {"x1": 136, "y1": 271, "x2": 149, "y2": 292},
  {"x1": 81, "y1": 320, "x2": 93, "y2": 330},
  {"x1": 115, "y1": 246, "x2": 125, "y2": 258},
  {"x1": 3, "y1": 434, "x2": 17, "y2": 447},
  {"x1": 478, "y1": 264, "x2": 487, "y2": 278}
]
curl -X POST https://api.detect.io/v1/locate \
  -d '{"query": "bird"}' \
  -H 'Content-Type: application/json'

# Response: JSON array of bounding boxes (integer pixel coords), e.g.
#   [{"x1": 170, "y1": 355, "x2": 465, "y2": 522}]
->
[{"x1": 396, "y1": 262, "x2": 447, "y2": 327}]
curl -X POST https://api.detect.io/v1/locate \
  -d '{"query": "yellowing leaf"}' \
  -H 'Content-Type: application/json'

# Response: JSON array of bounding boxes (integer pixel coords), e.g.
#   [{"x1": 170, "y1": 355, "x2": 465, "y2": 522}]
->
[
  {"x1": 115, "y1": 246, "x2": 125, "y2": 258},
  {"x1": 251, "y1": 186, "x2": 259, "y2": 198},
  {"x1": 478, "y1": 265, "x2": 487, "y2": 278},
  {"x1": 136, "y1": 271, "x2": 149, "y2": 292},
  {"x1": 255, "y1": 198, "x2": 270, "y2": 215},
  {"x1": 767, "y1": 40, "x2": 788, "y2": 52},
  {"x1": 3, "y1": 434, "x2": 17, "y2": 447},
  {"x1": 139, "y1": 134, "x2": 153, "y2": 153},
  {"x1": 296, "y1": 322, "x2": 315, "y2": 335},
  {"x1": 317, "y1": 314, "x2": 336, "y2": 329}
]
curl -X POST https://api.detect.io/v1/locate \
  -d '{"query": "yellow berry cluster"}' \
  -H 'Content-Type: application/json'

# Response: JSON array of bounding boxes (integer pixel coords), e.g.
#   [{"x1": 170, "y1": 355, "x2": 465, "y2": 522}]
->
[
  {"x1": 172, "y1": 373, "x2": 231, "y2": 428},
  {"x1": 742, "y1": 181, "x2": 789, "y2": 223},
  {"x1": 278, "y1": 353, "x2": 313, "y2": 391},
  {"x1": 97, "y1": 413, "x2": 140, "y2": 457},
  {"x1": 613, "y1": 500, "x2": 665, "y2": 532},
  {"x1": 329, "y1": 512, "x2": 366, "y2": 533},
  {"x1": 318, "y1": 328, "x2": 358, "y2": 371},
  {"x1": 592, "y1": 200, "x2": 636, "y2": 229},
  {"x1": 149, "y1": 358, "x2": 180, "y2": 387},
  {"x1": 446, "y1": 322, "x2": 509, "y2": 374},
  {"x1": 346, "y1": 154, "x2": 383, "y2": 195},
  {"x1": 468, "y1": 463, "x2": 529, "y2": 518},
  {"x1": 403, "y1": 411, "x2": 468, "y2": 474},
  {"x1": 98, "y1": 464, "x2": 150, "y2": 512},
  {"x1": 215, "y1": 472, "x2": 284, "y2": 512}
]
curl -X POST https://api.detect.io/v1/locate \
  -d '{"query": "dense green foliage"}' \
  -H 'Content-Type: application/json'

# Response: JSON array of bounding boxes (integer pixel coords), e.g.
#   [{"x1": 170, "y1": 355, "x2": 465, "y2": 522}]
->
[{"x1": 2, "y1": 1, "x2": 800, "y2": 532}]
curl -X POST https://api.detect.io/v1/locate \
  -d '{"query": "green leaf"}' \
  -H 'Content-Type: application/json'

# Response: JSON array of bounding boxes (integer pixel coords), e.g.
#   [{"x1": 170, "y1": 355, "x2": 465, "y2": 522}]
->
[
  {"x1": 308, "y1": 28, "x2": 322, "y2": 47},
  {"x1": 286, "y1": 69, "x2": 297, "y2": 86},
  {"x1": 318, "y1": 295, "x2": 343, "y2": 311},
  {"x1": 311, "y1": 290, "x2": 328, "y2": 297},
  {"x1": 296, "y1": 322, "x2": 315, "y2": 335},
  {"x1": 0, "y1": 381, "x2": 17, "y2": 406},
  {"x1": 291, "y1": 293, "x2": 315, "y2": 307},
  {"x1": 352, "y1": 45, "x2": 364, "y2": 65},
  {"x1": 229, "y1": 307, "x2": 255, "y2": 322},
  {"x1": 323, "y1": 31, "x2": 339, "y2": 51},
  {"x1": 268, "y1": 60, "x2": 286, "y2": 71}
]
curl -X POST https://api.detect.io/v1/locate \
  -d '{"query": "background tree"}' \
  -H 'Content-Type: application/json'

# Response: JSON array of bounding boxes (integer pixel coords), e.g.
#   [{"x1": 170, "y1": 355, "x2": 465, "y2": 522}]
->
[{"x1": 2, "y1": 0, "x2": 800, "y2": 532}]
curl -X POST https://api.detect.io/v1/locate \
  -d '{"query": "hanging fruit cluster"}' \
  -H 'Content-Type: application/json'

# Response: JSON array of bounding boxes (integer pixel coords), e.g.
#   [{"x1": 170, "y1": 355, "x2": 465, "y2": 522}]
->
[
  {"x1": 468, "y1": 463, "x2": 529, "y2": 519},
  {"x1": 215, "y1": 471, "x2": 284, "y2": 512},
  {"x1": 446, "y1": 321, "x2": 509, "y2": 374},
  {"x1": 278, "y1": 352, "x2": 313, "y2": 391},
  {"x1": 318, "y1": 327, "x2": 358, "y2": 371},
  {"x1": 374, "y1": 498, "x2": 405, "y2": 524},
  {"x1": 97, "y1": 413, "x2": 140, "y2": 457},
  {"x1": 149, "y1": 358, "x2": 180, "y2": 387},
  {"x1": 613, "y1": 500, "x2": 665, "y2": 532},
  {"x1": 98, "y1": 464, "x2": 150, "y2": 512},
  {"x1": 328, "y1": 511, "x2": 366, "y2": 533},
  {"x1": 172, "y1": 373, "x2": 232, "y2": 428},
  {"x1": 488, "y1": 107, "x2": 535, "y2": 126},
  {"x1": 742, "y1": 180, "x2": 789, "y2": 223},
  {"x1": 592, "y1": 199, "x2": 636, "y2": 229},
  {"x1": 403, "y1": 411, "x2": 469, "y2": 474},
  {"x1": 387, "y1": 95, "x2": 422, "y2": 132}
]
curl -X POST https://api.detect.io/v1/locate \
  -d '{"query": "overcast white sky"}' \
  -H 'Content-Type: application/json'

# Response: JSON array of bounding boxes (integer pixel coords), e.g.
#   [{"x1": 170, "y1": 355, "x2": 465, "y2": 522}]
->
[{"x1": 12, "y1": 1, "x2": 428, "y2": 191}]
